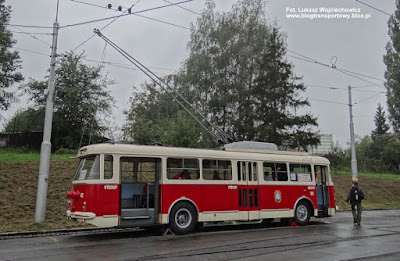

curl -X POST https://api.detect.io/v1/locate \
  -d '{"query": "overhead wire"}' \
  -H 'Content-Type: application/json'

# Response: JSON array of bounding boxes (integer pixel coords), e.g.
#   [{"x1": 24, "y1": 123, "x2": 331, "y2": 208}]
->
[
  {"x1": 70, "y1": 0, "x2": 111, "y2": 10},
  {"x1": 133, "y1": 13, "x2": 190, "y2": 30},
  {"x1": 61, "y1": 0, "x2": 193, "y2": 28},
  {"x1": 354, "y1": 0, "x2": 391, "y2": 16},
  {"x1": 336, "y1": 68, "x2": 385, "y2": 89},
  {"x1": 287, "y1": 50, "x2": 385, "y2": 89},
  {"x1": 9, "y1": 25, "x2": 51, "y2": 47},
  {"x1": 6, "y1": 24, "x2": 53, "y2": 29},
  {"x1": 83, "y1": 58, "x2": 175, "y2": 71},
  {"x1": 70, "y1": 0, "x2": 192, "y2": 52},
  {"x1": 162, "y1": 0, "x2": 200, "y2": 15},
  {"x1": 354, "y1": 92, "x2": 385, "y2": 105},
  {"x1": 308, "y1": 84, "x2": 384, "y2": 93},
  {"x1": 308, "y1": 98, "x2": 348, "y2": 105},
  {"x1": 10, "y1": 31, "x2": 52, "y2": 36},
  {"x1": 16, "y1": 47, "x2": 49, "y2": 57}
]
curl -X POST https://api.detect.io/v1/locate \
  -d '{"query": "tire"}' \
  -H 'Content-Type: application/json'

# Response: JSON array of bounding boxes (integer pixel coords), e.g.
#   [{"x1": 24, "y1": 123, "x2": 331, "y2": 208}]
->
[
  {"x1": 294, "y1": 201, "x2": 311, "y2": 226},
  {"x1": 169, "y1": 202, "x2": 197, "y2": 235}
]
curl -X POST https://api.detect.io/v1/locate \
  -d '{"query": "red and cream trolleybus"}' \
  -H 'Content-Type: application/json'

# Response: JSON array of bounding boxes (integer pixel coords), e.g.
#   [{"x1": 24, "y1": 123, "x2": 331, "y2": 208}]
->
[{"x1": 66, "y1": 141, "x2": 336, "y2": 234}]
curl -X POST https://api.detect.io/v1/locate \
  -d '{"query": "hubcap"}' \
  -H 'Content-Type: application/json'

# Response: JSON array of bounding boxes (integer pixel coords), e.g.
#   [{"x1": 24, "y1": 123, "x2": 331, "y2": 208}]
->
[
  {"x1": 296, "y1": 205, "x2": 308, "y2": 222},
  {"x1": 175, "y1": 208, "x2": 192, "y2": 229}
]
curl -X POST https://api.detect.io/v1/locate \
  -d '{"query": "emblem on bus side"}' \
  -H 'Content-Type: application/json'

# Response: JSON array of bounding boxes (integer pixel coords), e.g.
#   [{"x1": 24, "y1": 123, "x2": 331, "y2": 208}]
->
[{"x1": 274, "y1": 190, "x2": 282, "y2": 203}]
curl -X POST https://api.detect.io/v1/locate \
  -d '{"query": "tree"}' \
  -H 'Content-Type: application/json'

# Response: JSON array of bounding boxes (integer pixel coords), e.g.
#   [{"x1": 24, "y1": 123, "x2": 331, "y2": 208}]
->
[
  {"x1": 384, "y1": 1, "x2": 400, "y2": 136},
  {"x1": 371, "y1": 103, "x2": 390, "y2": 139},
  {"x1": 124, "y1": 0, "x2": 319, "y2": 149},
  {"x1": 174, "y1": 0, "x2": 319, "y2": 149},
  {"x1": 0, "y1": 0, "x2": 23, "y2": 113},
  {"x1": 3, "y1": 108, "x2": 44, "y2": 132},
  {"x1": 22, "y1": 52, "x2": 115, "y2": 150},
  {"x1": 123, "y1": 80, "x2": 214, "y2": 147}
]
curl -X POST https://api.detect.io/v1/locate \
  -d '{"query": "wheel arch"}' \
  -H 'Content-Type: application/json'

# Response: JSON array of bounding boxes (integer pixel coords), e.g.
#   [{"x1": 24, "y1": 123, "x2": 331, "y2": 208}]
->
[
  {"x1": 167, "y1": 197, "x2": 199, "y2": 223},
  {"x1": 293, "y1": 197, "x2": 315, "y2": 217}
]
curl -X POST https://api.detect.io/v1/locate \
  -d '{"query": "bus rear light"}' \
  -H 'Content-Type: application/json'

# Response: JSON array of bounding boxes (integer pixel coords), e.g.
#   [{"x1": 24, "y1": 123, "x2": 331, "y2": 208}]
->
[
  {"x1": 83, "y1": 202, "x2": 86, "y2": 211},
  {"x1": 66, "y1": 191, "x2": 81, "y2": 199}
]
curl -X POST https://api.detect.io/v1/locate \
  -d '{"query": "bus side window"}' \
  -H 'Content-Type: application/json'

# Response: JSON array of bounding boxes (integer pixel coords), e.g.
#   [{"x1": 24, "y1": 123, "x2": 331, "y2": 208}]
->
[
  {"x1": 202, "y1": 159, "x2": 232, "y2": 180},
  {"x1": 167, "y1": 158, "x2": 199, "y2": 180},
  {"x1": 253, "y1": 162, "x2": 258, "y2": 181},
  {"x1": 263, "y1": 162, "x2": 274, "y2": 181},
  {"x1": 237, "y1": 162, "x2": 241, "y2": 181},
  {"x1": 275, "y1": 163, "x2": 288, "y2": 181},
  {"x1": 290, "y1": 164, "x2": 312, "y2": 182},
  {"x1": 104, "y1": 154, "x2": 113, "y2": 179},
  {"x1": 242, "y1": 162, "x2": 247, "y2": 181},
  {"x1": 248, "y1": 162, "x2": 252, "y2": 181}
]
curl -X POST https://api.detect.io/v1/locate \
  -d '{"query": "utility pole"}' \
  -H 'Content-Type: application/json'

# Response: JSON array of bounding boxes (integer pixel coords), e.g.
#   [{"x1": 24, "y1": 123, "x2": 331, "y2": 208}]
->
[
  {"x1": 35, "y1": 1, "x2": 59, "y2": 223},
  {"x1": 348, "y1": 85, "x2": 358, "y2": 180}
]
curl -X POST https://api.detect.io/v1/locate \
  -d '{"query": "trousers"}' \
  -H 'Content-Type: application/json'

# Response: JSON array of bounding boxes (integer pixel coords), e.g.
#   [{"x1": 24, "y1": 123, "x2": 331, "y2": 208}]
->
[{"x1": 351, "y1": 201, "x2": 362, "y2": 224}]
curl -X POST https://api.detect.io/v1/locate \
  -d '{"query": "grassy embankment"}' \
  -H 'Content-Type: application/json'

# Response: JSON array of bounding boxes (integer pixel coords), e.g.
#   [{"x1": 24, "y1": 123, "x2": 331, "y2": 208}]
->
[{"x1": 0, "y1": 149, "x2": 399, "y2": 233}]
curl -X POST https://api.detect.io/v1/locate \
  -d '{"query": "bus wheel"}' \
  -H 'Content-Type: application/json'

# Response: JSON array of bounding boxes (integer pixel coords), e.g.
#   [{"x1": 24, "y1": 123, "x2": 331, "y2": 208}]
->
[
  {"x1": 169, "y1": 202, "x2": 197, "y2": 235},
  {"x1": 294, "y1": 201, "x2": 310, "y2": 226}
]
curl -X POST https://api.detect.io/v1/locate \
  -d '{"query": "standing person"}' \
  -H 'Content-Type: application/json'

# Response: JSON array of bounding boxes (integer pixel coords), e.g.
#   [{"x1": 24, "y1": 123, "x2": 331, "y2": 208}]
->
[{"x1": 346, "y1": 178, "x2": 365, "y2": 225}]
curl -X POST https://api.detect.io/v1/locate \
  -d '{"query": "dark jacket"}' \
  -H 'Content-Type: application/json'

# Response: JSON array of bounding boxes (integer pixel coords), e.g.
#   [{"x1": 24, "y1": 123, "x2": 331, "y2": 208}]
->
[{"x1": 347, "y1": 185, "x2": 365, "y2": 203}]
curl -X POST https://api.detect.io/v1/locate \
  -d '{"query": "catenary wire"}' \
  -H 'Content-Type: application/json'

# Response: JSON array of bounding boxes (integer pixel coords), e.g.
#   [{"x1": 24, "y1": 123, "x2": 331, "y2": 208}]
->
[
  {"x1": 71, "y1": 0, "x2": 141, "y2": 51},
  {"x1": 5, "y1": 24, "x2": 53, "y2": 29},
  {"x1": 308, "y1": 84, "x2": 384, "y2": 93},
  {"x1": 287, "y1": 52, "x2": 385, "y2": 89},
  {"x1": 16, "y1": 48, "x2": 49, "y2": 57},
  {"x1": 133, "y1": 13, "x2": 190, "y2": 30},
  {"x1": 60, "y1": 0, "x2": 193, "y2": 28},
  {"x1": 10, "y1": 31, "x2": 52, "y2": 36},
  {"x1": 354, "y1": 92, "x2": 385, "y2": 105},
  {"x1": 70, "y1": 0, "x2": 191, "y2": 51},
  {"x1": 309, "y1": 98, "x2": 348, "y2": 105},
  {"x1": 355, "y1": 0, "x2": 391, "y2": 16},
  {"x1": 162, "y1": 0, "x2": 200, "y2": 15},
  {"x1": 83, "y1": 58, "x2": 175, "y2": 71},
  {"x1": 9, "y1": 25, "x2": 51, "y2": 47}
]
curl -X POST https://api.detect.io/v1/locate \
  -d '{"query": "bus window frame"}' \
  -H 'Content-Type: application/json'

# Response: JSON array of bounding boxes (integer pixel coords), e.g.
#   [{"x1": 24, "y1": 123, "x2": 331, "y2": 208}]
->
[
  {"x1": 260, "y1": 161, "x2": 289, "y2": 184},
  {"x1": 166, "y1": 157, "x2": 200, "y2": 180}
]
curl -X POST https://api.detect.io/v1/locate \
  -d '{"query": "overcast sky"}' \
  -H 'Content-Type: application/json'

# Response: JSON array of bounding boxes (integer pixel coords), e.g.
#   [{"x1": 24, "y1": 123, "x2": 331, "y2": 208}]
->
[{"x1": 4, "y1": 0, "x2": 396, "y2": 147}]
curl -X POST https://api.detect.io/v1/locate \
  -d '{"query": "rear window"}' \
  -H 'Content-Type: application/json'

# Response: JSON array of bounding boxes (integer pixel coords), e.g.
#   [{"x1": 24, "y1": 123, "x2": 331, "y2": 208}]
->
[{"x1": 73, "y1": 155, "x2": 100, "y2": 180}]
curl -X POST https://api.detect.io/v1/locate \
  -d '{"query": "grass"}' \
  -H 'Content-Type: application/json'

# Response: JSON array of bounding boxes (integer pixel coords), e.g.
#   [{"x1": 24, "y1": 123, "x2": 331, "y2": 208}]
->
[
  {"x1": 0, "y1": 149, "x2": 74, "y2": 164},
  {"x1": 334, "y1": 170, "x2": 400, "y2": 180}
]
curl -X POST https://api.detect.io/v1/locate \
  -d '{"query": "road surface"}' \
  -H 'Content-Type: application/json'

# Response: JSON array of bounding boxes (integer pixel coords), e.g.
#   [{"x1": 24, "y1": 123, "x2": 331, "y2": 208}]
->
[{"x1": 1, "y1": 209, "x2": 400, "y2": 261}]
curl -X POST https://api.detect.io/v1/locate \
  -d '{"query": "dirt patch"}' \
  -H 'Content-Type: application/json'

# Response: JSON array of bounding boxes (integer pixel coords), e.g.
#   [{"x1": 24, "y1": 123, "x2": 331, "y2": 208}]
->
[
  {"x1": 332, "y1": 174, "x2": 400, "y2": 210},
  {"x1": 0, "y1": 159, "x2": 86, "y2": 232}
]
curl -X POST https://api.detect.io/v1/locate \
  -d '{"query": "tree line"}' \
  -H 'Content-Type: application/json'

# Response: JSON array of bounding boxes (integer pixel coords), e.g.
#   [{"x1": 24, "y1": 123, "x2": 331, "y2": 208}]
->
[
  {"x1": 324, "y1": 104, "x2": 400, "y2": 173},
  {"x1": 1, "y1": 0, "x2": 400, "y2": 174}
]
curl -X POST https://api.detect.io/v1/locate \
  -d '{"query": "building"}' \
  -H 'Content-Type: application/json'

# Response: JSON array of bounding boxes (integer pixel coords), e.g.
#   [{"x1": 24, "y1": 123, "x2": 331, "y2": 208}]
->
[{"x1": 310, "y1": 134, "x2": 334, "y2": 155}]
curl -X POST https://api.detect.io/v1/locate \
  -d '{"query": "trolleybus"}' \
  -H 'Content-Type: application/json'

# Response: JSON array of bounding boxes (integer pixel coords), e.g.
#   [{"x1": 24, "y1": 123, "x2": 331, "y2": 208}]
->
[{"x1": 66, "y1": 142, "x2": 336, "y2": 234}]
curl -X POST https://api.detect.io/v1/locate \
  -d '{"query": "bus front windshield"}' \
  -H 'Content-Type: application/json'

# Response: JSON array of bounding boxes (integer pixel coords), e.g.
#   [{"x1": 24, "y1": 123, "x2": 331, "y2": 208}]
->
[{"x1": 73, "y1": 155, "x2": 100, "y2": 180}]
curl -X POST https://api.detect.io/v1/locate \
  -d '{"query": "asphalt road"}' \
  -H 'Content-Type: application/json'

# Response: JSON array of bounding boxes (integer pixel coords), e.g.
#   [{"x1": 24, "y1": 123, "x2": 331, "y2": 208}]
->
[{"x1": 1, "y1": 209, "x2": 400, "y2": 261}]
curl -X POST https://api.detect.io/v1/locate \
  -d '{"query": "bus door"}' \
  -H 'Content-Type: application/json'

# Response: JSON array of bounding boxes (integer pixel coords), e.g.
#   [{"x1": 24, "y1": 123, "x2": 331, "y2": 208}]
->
[
  {"x1": 120, "y1": 157, "x2": 161, "y2": 226},
  {"x1": 237, "y1": 161, "x2": 260, "y2": 221},
  {"x1": 315, "y1": 165, "x2": 329, "y2": 217}
]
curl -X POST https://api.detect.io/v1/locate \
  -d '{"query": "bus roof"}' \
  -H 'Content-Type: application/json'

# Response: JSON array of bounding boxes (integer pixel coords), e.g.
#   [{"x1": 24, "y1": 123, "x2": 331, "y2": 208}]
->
[{"x1": 78, "y1": 143, "x2": 330, "y2": 165}]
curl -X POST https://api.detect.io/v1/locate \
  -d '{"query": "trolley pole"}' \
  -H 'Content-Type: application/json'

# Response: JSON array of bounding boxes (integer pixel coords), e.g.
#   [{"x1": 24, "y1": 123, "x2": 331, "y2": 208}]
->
[
  {"x1": 34, "y1": 11, "x2": 59, "y2": 223},
  {"x1": 348, "y1": 85, "x2": 358, "y2": 179}
]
